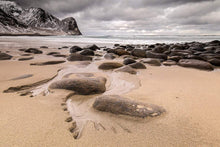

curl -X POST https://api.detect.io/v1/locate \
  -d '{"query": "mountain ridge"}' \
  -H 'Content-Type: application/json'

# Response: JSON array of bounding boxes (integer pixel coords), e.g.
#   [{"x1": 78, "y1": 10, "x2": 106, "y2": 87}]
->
[{"x1": 0, "y1": 1, "x2": 81, "y2": 36}]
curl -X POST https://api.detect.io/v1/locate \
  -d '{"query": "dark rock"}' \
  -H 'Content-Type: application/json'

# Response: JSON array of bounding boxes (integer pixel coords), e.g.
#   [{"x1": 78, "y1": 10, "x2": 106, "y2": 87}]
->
[
  {"x1": 52, "y1": 54, "x2": 67, "y2": 58},
  {"x1": 40, "y1": 46, "x2": 48, "y2": 49},
  {"x1": 104, "y1": 53, "x2": 117, "y2": 60},
  {"x1": 65, "y1": 117, "x2": 73, "y2": 122},
  {"x1": 80, "y1": 49, "x2": 94, "y2": 56},
  {"x1": 30, "y1": 60, "x2": 65, "y2": 65},
  {"x1": 24, "y1": 48, "x2": 43, "y2": 54},
  {"x1": 49, "y1": 77, "x2": 106, "y2": 95},
  {"x1": 18, "y1": 49, "x2": 26, "y2": 51},
  {"x1": 67, "y1": 53, "x2": 92, "y2": 61},
  {"x1": 163, "y1": 60, "x2": 177, "y2": 66},
  {"x1": 70, "y1": 46, "x2": 83, "y2": 53},
  {"x1": 62, "y1": 46, "x2": 69, "y2": 49},
  {"x1": 208, "y1": 58, "x2": 220, "y2": 66},
  {"x1": 47, "y1": 52, "x2": 60, "y2": 55},
  {"x1": 115, "y1": 66, "x2": 137, "y2": 74},
  {"x1": 141, "y1": 58, "x2": 161, "y2": 66},
  {"x1": 131, "y1": 49, "x2": 146, "y2": 58},
  {"x1": 114, "y1": 48, "x2": 130, "y2": 56},
  {"x1": 152, "y1": 46, "x2": 169, "y2": 53},
  {"x1": 0, "y1": 53, "x2": 13, "y2": 60},
  {"x1": 168, "y1": 56, "x2": 182, "y2": 62},
  {"x1": 18, "y1": 57, "x2": 34, "y2": 61},
  {"x1": 98, "y1": 62, "x2": 123, "y2": 70},
  {"x1": 129, "y1": 62, "x2": 146, "y2": 69},
  {"x1": 93, "y1": 95, "x2": 165, "y2": 118},
  {"x1": 86, "y1": 44, "x2": 100, "y2": 51},
  {"x1": 123, "y1": 58, "x2": 136, "y2": 65},
  {"x1": 178, "y1": 59, "x2": 214, "y2": 71},
  {"x1": 146, "y1": 51, "x2": 167, "y2": 60}
]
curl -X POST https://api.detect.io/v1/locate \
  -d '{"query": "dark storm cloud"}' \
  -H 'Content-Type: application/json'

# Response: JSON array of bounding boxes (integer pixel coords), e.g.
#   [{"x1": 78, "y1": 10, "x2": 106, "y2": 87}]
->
[{"x1": 9, "y1": 0, "x2": 220, "y2": 35}]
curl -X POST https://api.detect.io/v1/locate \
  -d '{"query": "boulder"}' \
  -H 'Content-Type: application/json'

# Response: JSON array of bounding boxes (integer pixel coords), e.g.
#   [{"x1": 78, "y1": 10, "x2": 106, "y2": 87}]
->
[
  {"x1": 80, "y1": 49, "x2": 94, "y2": 56},
  {"x1": 24, "y1": 48, "x2": 43, "y2": 54},
  {"x1": 40, "y1": 46, "x2": 48, "y2": 49},
  {"x1": 114, "y1": 48, "x2": 130, "y2": 56},
  {"x1": 93, "y1": 95, "x2": 165, "y2": 118},
  {"x1": 70, "y1": 46, "x2": 83, "y2": 53},
  {"x1": 67, "y1": 53, "x2": 92, "y2": 61},
  {"x1": 146, "y1": 51, "x2": 167, "y2": 60},
  {"x1": 47, "y1": 52, "x2": 60, "y2": 55},
  {"x1": 98, "y1": 62, "x2": 123, "y2": 70},
  {"x1": 123, "y1": 58, "x2": 136, "y2": 65},
  {"x1": 86, "y1": 44, "x2": 100, "y2": 51},
  {"x1": 30, "y1": 60, "x2": 66, "y2": 66},
  {"x1": 0, "y1": 53, "x2": 13, "y2": 60},
  {"x1": 168, "y1": 56, "x2": 182, "y2": 62},
  {"x1": 129, "y1": 62, "x2": 146, "y2": 69},
  {"x1": 141, "y1": 58, "x2": 161, "y2": 66},
  {"x1": 208, "y1": 58, "x2": 220, "y2": 66},
  {"x1": 163, "y1": 60, "x2": 177, "y2": 66},
  {"x1": 115, "y1": 66, "x2": 137, "y2": 74},
  {"x1": 104, "y1": 53, "x2": 117, "y2": 60},
  {"x1": 178, "y1": 59, "x2": 214, "y2": 71},
  {"x1": 49, "y1": 77, "x2": 106, "y2": 95},
  {"x1": 131, "y1": 49, "x2": 146, "y2": 58},
  {"x1": 18, "y1": 57, "x2": 34, "y2": 61}
]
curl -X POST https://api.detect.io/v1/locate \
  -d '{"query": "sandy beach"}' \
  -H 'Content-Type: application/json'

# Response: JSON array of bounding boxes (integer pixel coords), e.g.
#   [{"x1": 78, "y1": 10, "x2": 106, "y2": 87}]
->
[{"x1": 0, "y1": 37, "x2": 220, "y2": 147}]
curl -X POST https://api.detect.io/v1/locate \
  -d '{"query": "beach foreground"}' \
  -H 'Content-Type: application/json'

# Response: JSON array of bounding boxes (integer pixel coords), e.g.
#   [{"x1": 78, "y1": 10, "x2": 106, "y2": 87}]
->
[{"x1": 0, "y1": 38, "x2": 220, "y2": 146}]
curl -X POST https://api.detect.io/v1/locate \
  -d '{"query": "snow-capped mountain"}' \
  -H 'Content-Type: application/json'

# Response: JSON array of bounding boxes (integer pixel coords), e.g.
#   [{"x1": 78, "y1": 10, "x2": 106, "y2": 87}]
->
[{"x1": 0, "y1": 1, "x2": 81, "y2": 35}]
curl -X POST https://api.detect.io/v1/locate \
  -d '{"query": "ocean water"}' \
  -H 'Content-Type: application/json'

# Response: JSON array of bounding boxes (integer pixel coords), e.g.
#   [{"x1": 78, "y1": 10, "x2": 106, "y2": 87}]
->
[
  {"x1": 1, "y1": 35, "x2": 220, "y2": 46},
  {"x1": 46, "y1": 35, "x2": 220, "y2": 45}
]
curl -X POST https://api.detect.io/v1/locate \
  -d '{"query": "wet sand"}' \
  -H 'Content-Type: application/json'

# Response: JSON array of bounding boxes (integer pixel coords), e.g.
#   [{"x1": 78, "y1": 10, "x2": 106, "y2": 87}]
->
[{"x1": 0, "y1": 38, "x2": 220, "y2": 146}]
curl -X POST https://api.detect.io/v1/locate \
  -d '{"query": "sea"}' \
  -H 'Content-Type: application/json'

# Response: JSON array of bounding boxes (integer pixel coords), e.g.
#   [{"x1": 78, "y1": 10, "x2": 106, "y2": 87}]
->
[
  {"x1": 40, "y1": 35, "x2": 220, "y2": 45},
  {"x1": 1, "y1": 35, "x2": 220, "y2": 47}
]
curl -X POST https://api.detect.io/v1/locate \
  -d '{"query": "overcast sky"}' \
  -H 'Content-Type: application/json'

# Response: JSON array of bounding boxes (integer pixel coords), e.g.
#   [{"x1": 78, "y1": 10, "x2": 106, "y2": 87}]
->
[{"x1": 12, "y1": 0, "x2": 220, "y2": 35}]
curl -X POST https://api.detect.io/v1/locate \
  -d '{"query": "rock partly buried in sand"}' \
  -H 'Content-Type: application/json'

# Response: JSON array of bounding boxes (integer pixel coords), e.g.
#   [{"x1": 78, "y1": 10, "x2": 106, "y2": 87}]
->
[
  {"x1": 104, "y1": 53, "x2": 117, "y2": 60},
  {"x1": 93, "y1": 95, "x2": 165, "y2": 118},
  {"x1": 141, "y1": 58, "x2": 161, "y2": 66},
  {"x1": 47, "y1": 52, "x2": 60, "y2": 55},
  {"x1": 115, "y1": 66, "x2": 137, "y2": 74},
  {"x1": 123, "y1": 58, "x2": 136, "y2": 65},
  {"x1": 11, "y1": 74, "x2": 33, "y2": 80},
  {"x1": 40, "y1": 46, "x2": 48, "y2": 49},
  {"x1": 208, "y1": 58, "x2": 220, "y2": 66},
  {"x1": 24, "y1": 48, "x2": 43, "y2": 54},
  {"x1": 114, "y1": 48, "x2": 130, "y2": 56},
  {"x1": 129, "y1": 62, "x2": 146, "y2": 69},
  {"x1": 30, "y1": 60, "x2": 65, "y2": 66},
  {"x1": 98, "y1": 62, "x2": 123, "y2": 70},
  {"x1": 163, "y1": 60, "x2": 177, "y2": 66},
  {"x1": 67, "y1": 53, "x2": 92, "y2": 61},
  {"x1": 70, "y1": 46, "x2": 83, "y2": 53},
  {"x1": 49, "y1": 77, "x2": 107, "y2": 95},
  {"x1": 131, "y1": 49, "x2": 146, "y2": 58},
  {"x1": 146, "y1": 51, "x2": 167, "y2": 60},
  {"x1": 80, "y1": 49, "x2": 95, "y2": 56},
  {"x1": 178, "y1": 59, "x2": 214, "y2": 71},
  {"x1": 0, "y1": 53, "x2": 13, "y2": 60},
  {"x1": 18, "y1": 57, "x2": 34, "y2": 61}
]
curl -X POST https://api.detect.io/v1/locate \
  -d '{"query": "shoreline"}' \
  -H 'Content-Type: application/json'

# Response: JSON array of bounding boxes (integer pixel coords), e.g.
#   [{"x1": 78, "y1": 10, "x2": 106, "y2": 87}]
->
[{"x1": 0, "y1": 38, "x2": 220, "y2": 146}]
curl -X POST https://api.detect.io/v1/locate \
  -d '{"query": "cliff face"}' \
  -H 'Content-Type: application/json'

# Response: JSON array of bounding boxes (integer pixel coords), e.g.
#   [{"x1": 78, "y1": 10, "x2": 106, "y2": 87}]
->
[{"x1": 0, "y1": 1, "x2": 81, "y2": 35}]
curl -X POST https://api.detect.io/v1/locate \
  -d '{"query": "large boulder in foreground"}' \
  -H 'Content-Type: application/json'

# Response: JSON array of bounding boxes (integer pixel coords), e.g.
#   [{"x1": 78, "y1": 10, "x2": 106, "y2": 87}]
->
[
  {"x1": 98, "y1": 62, "x2": 123, "y2": 70},
  {"x1": 67, "y1": 53, "x2": 92, "y2": 61},
  {"x1": 0, "y1": 53, "x2": 13, "y2": 60},
  {"x1": 49, "y1": 77, "x2": 106, "y2": 95},
  {"x1": 178, "y1": 59, "x2": 214, "y2": 71},
  {"x1": 93, "y1": 95, "x2": 165, "y2": 118}
]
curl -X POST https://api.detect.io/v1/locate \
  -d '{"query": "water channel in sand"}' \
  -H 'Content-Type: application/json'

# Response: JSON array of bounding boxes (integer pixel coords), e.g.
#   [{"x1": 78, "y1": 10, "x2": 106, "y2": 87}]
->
[{"x1": 30, "y1": 60, "x2": 141, "y2": 138}]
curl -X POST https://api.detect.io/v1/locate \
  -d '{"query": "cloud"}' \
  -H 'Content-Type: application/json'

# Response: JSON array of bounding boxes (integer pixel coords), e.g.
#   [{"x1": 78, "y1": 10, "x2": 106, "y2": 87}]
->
[{"x1": 9, "y1": 0, "x2": 220, "y2": 35}]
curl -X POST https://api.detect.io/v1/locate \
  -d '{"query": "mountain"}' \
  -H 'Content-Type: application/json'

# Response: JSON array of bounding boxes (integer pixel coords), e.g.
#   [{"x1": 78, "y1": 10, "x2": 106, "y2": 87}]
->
[{"x1": 0, "y1": 1, "x2": 81, "y2": 36}]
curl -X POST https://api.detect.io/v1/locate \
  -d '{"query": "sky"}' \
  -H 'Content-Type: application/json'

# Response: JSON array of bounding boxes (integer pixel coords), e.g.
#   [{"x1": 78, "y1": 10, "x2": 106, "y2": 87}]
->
[{"x1": 11, "y1": 0, "x2": 220, "y2": 35}]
